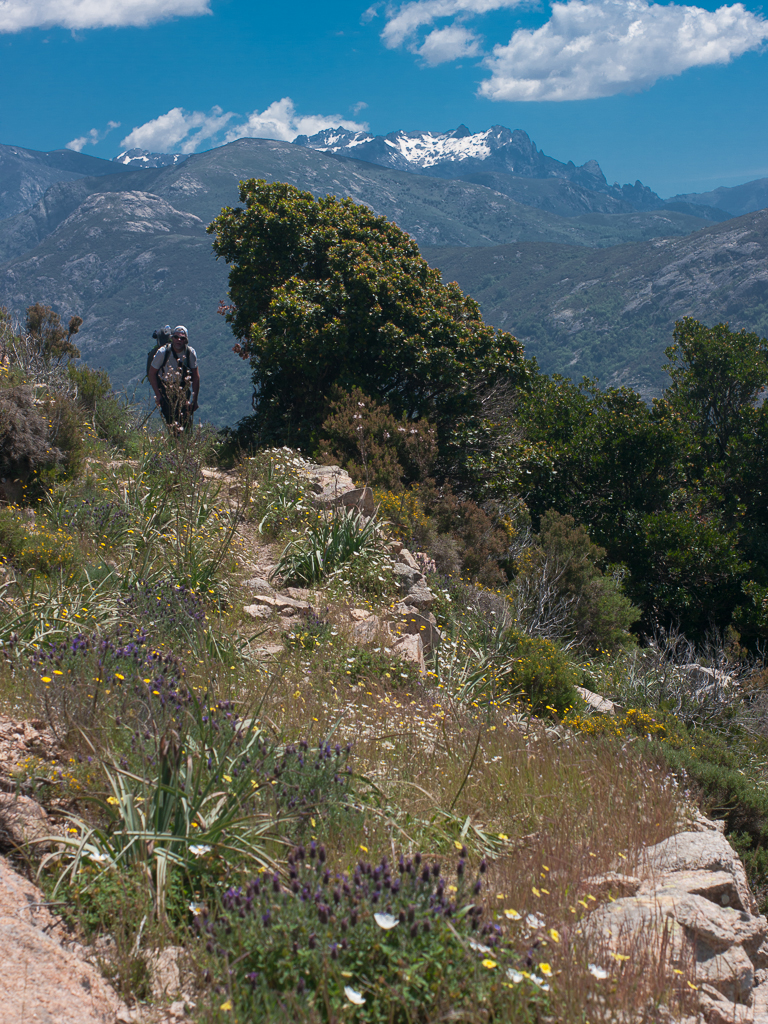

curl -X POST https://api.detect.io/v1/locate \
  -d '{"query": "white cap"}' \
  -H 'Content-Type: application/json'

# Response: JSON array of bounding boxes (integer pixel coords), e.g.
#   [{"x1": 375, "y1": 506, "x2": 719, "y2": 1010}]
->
[{"x1": 173, "y1": 325, "x2": 188, "y2": 337}]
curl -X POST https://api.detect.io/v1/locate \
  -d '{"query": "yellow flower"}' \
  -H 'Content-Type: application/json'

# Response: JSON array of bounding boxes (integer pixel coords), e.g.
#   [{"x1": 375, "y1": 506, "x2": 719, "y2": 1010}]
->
[
  {"x1": 548, "y1": 928, "x2": 560, "y2": 943},
  {"x1": 482, "y1": 959, "x2": 497, "y2": 970},
  {"x1": 539, "y1": 963, "x2": 552, "y2": 976},
  {"x1": 220, "y1": 1000, "x2": 233, "y2": 1011},
  {"x1": 107, "y1": 796, "x2": 119, "y2": 805}
]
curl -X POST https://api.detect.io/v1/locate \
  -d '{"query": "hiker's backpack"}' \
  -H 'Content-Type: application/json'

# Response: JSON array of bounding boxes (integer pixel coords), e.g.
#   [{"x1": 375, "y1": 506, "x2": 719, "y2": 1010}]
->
[{"x1": 145, "y1": 326, "x2": 172, "y2": 380}]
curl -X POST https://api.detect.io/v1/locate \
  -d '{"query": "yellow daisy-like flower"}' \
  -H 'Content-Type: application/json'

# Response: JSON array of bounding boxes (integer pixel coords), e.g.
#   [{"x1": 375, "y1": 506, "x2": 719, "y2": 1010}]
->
[{"x1": 481, "y1": 959, "x2": 497, "y2": 970}]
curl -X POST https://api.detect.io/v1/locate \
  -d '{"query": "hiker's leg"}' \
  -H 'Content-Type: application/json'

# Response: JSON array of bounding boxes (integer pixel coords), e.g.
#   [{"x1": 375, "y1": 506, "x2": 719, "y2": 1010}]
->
[{"x1": 158, "y1": 385, "x2": 174, "y2": 425}]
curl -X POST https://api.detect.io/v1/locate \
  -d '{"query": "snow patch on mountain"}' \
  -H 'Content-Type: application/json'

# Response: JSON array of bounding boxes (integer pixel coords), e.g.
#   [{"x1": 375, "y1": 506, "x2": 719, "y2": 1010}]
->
[{"x1": 113, "y1": 149, "x2": 189, "y2": 169}]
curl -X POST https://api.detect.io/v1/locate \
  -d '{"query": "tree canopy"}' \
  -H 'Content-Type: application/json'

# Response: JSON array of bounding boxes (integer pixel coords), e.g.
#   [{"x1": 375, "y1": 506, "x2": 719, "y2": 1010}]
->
[{"x1": 208, "y1": 180, "x2": 527, "y2": 448}]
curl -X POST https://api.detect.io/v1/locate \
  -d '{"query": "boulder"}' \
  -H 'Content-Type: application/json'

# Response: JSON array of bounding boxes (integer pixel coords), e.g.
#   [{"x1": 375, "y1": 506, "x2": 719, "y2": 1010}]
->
[
  {"x1": 243, "y1": 576, "x2": 276, "y2": 596},
  {"x1": 243, "y1": 593, "x2": 311, "y2": 614},
  {"x1": 581, "y1": 872, "x2": 642, "y2": 899},
  {"x1": 640, "y1": 831, "x2": 757, "y2": 916},
  {"x1": 392, "y1": 562, "x2": 424, "y2": 590},
  {"x1": 243, "y1": 604, "x2": 272, "y2": 620},
  {"x1": 575, "y1": 685, "x2": 616, "y2": 715},
  {"x1": 391, "y1": 633, "x2": 426, "y2": 674},
  {"x1": 0, "y1": 854, "x2": 124, "y2": 1023},
  {"x1": 403, "y1": 583, "x2": 435, "y2": 612},
  {"x1": 392, "y1": 610, "x2": 441, "y2": 654},
  {"x1": 398, "y1": 548, "x2": 421, "y2": 571},
  {"x1": 0, "y1": 792, "x2": 50, "y2": 848}
]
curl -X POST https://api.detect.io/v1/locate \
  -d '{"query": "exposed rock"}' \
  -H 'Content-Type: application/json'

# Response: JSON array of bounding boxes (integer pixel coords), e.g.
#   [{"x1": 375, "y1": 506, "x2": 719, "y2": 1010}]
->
[
  {"x1": 640, "y1": 832, "x2": 757, "y2": 916},
  {"x1": 285, "y1": 587, "x2": 313, "y2": 601},
  {"x1": 386, "y1": 540, "x2": 404, "y2": 555},
  {"x1": 349, "y1": 608, "x2": 373, "y2": 622},
  {"x1": 581, "y1": 871, "x2": 642, "y2": 899},
  {"x1": 352, "y1": 616, "x2": 383, "y2": 645},
  {"x1": 391, "y1": 633, "x2": 426, "y2": 673},
  {"x1": 148, "y1": 945, "x2": 185, "y2": 1001},
  {"x1": 575, "y1": 685, "x2": 616, "y2": 714},
  {"x1": 392, "y1": 610, "x2": 442, "y2": 654},
  {"x1": 392, "y1": 562, "x2": 424, "y2": 590},
  {"x1": 243, "y1": 603, "x2": 272, "y2": 620},
  {"x1": 0, "y1": 854, "x2": 124, "y2": 1022},
  {"x1": 586, "y1": 824, "x2": 768, "y2": 1014},
  {"x1": 243, "y1": 593, "x2": 312, "y2": 614},
  {"x1": 0, "y1": 792, "x2": 50, "y2": 848},
  {"x1": 303, "y1": 464, "x2": 356, "y2": 496},
  {"x1": 243, "y1": 576, "x2": 275, "y2": 596},
  {"x1": 402, "y1": 583, "x2": 435, "y2": 612},
  {"x1": 398, "y1": 548, "x2": 421, "y2": 571}
]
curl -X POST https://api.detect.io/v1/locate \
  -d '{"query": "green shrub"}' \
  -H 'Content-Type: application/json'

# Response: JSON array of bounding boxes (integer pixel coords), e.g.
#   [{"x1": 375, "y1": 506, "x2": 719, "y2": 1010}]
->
[
  {"x1": 67, "y1": 363, "x2": 111, "y2": 411},
  {"x1": 0, "y1": 506, "x2": 78, "y2": 574},
  {"x1": 0, "y1": 385, "x2": 61, "y2": 481},
  {"x1": 198, "y1": 847, "x2": 546, "y2": 1023},
  {"x1": 43, "y1": 395, "x2": 84, "y2": 478},
  {"x1": 274, "y1": 510, "x2": 385, "y2": 587},
  {"x1": 503, "y1": 631, "x2": 581, "y2": 715}
]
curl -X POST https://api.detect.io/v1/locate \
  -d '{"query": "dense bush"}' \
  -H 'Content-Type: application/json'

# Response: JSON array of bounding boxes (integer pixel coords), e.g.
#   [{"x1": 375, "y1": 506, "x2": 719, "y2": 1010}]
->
[{"x1": 198, "y1": 847, "x2": 545, "y2": 1023}]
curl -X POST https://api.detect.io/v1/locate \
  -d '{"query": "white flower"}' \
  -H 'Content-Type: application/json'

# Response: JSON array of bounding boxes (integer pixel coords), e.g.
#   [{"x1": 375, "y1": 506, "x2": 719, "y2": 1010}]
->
[
  {"x1": 588, "y1": 963, "x2": 609, "y2": 980},
  {"x1": 87, "y1": 851, "x2": 109, "y2": 864},
  {"x1": 189, "y1": 844, "x2": 212, "y2": 857},
  {"x1": 525, "y1": 913, "x2": 546, "y2": 929},
  {"x1": 530, "y1": 974, "x2": 550, "y2": 990},
  {"x1": 503, "y1": 908, "x2": 521, "y2": 920},
  {"x1": 374, "y1": 912, "x2": 399, "y2": 930},
  {"x1": 344, "y1": 986, "x2": 366, "y2": 1005},
  {"x1": 506, "y1": 969, "x2": 524, "y2": 983},
  {"x1": 189, "y1": 901, "x2": 205, "y2": 914},
  {"x1": 468, "y1": 939, "x2": 492, "y2": 954}
]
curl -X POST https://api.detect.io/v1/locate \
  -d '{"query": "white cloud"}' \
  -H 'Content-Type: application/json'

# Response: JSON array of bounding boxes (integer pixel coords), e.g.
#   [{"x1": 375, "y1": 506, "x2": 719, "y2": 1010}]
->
[
  {"x1": 119, "y1": 107, "x2": 235, "y2": 153},
  {"x1": 381, "y1": 0, "x2": 768, "y2": 97},
  {"x1": 0, "y1": 0, "x2": 210, "y2": 32},
  {"x1": 417, "y1": 23, "x2": 482, "y2": 63},
  {"x1": 480, "y1": 0, "x2": 768, "y2": 100},
  {"x1": 222, "y1": 98, "x2": 368, "y2": 144},
  {"x1": 381, "y1": 0, "x2": 522, "y2": 50},
  {"x1": 66, "y1": 120, "x2": 120, "y2": 152},
  {"x1": 117, "y1": 99, "x2": 369, "y2": 154},
  {"x1": 352, "y1": 100, "x2": 369, "y2": 114}
]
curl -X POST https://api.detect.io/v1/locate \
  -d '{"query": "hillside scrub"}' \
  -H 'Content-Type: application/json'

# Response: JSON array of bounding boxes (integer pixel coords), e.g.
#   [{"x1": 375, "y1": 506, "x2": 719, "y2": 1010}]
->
[{"x1": 0, "y1": 333, "x2": 723, "y2": 1023}]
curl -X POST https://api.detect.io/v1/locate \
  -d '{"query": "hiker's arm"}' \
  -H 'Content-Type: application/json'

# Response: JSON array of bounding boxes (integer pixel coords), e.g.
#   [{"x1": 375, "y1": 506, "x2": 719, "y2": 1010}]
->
[
  {"x1": 189, "y1": 367, "x2": 200, "y2": 411},
  {"x1": 148, "y1": 365, "x2": 162, "y2": 406}
]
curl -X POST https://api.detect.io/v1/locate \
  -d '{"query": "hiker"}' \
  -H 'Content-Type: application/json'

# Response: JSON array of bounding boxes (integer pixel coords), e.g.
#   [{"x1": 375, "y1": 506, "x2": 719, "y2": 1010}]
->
[{"x1": 148, "y1": 325, "x2": 200, "y2": 428}]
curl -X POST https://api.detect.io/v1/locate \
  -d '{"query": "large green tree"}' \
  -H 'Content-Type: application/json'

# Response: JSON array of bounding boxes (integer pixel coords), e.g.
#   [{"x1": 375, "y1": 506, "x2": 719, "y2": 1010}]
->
[{"x1": 208, "y1": 180, "x2": 527, "y2": 447}]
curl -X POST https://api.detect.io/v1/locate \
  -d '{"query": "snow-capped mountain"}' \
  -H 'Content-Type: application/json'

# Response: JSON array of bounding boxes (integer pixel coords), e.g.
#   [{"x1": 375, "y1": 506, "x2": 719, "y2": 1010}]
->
[
  {"x1": 113, "y1": 149, "x2": 188, "y2": 169},
  {"x1": 294, "y1": 124, "x2": 664, "y2": 211}
]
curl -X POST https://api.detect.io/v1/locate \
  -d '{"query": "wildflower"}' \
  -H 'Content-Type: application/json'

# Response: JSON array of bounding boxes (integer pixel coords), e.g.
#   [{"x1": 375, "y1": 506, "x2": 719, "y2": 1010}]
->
[
  {"x1": 526, "y1": 913, "x2": 545, "y2": 929},
  {"x1": 106, "y1": 796, "x2": 119, "y2": 806},
  {"x1": 220, "y1": 1000, "x2": 232, "y2": 1011},
  {"x1": 482, "y1": 959, "x2": 497, "y2": 970},
  {"x1": 468, "y1": 939, "x2": 492, "y2": 954},
  {"x1": 539, "y1": 963, "x2": 552, "y2": 976},
  {"x1": 189, "y1": 901, "x2": 205, "y2": 914},
  {"x1": 374, "y1": 912, "x2": 398, "y2": 930},
  {"x1": 87, "y1": 851, "x2": 109, "y2": 864},
  {"x1": 548, "y1": 928, "x2": 560, "y2": 943},
  {"x1": 506, "y1": 969, "x2": 524, "y2": 983},
  {"x1": 344, "y1": 986, "x2": 365, "y2": 1005},
  {"x1": 189, "y1": 845, "x2": 212, "y2": 857},
  {"x1": 588, "y1": 963, "x2": 609, "y2": 980},
  {"x1": 504, "y1": 908, "x2": 521, "y2": 920},
  {"x1": 610, "y1": 952, "x2": 630, "y2": 962}
]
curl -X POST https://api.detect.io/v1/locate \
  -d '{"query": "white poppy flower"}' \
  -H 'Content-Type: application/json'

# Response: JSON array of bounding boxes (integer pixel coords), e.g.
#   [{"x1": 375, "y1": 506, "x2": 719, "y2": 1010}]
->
[
  {"x1": 506, "y1": 969, "x2": 524, "y2": 983},
  {"x1": 588, "y1": 963, "x2": 609, "y2": 980},
  {"x1": 373, "y1": 912, "x2": 399, "y2": 930},
  {"x1": 468, "y1": 939, "x2": 492, "y2": 954},
  {"x1": 189, "y1": 844, "x2": 212, "y2": 857},
  {"x1": 344, "y1": 986, "x2": 366, "y2": 1005}
]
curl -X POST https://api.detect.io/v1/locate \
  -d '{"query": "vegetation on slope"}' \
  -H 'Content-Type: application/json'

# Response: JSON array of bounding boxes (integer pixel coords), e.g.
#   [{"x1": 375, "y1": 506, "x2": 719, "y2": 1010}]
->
[{"x1": 3, "y1": 183, "x2": 768, "y2": 1021}]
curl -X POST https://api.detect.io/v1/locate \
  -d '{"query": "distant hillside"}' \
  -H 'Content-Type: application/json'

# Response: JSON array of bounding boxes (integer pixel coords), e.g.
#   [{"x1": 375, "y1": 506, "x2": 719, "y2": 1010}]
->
[
  {"x1": 423, "y1": 209, "x2": 768, "y2": 395},
  {"x1": 0, "y1": 142, "x2": 132, "y2": 220},
  {"x1": 672, "y1": 178, "x2": 768, "y2": 218}
]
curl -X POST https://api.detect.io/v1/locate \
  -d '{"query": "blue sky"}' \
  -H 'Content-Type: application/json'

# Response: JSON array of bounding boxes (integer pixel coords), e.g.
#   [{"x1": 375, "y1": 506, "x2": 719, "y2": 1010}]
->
[{"x1": 0, "y1": 0, "x2": 766, "y2": 197}]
